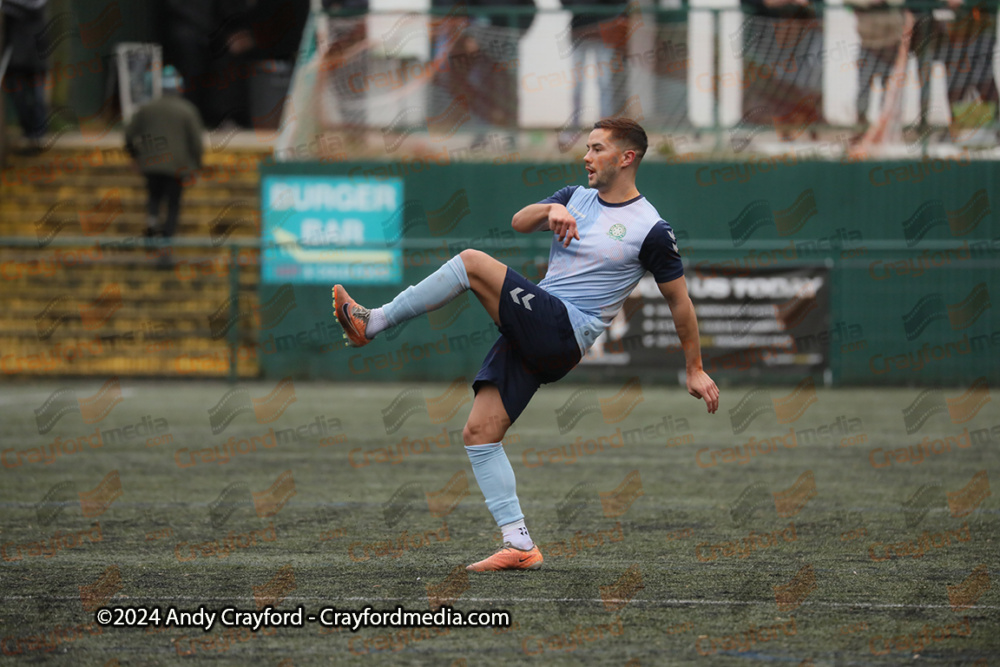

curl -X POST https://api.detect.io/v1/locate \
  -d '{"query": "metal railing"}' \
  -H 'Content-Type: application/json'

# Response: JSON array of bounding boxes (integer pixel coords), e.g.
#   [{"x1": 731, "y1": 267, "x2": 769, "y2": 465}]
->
[{"x1": 4, "y1": 228, "x2": 994, "y2": 382}]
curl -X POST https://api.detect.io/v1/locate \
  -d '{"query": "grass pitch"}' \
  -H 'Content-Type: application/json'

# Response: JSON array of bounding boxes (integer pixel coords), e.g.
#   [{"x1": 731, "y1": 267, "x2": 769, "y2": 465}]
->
[{"x1": 0, "y1": 379, "x2": 997, "y2": 666}]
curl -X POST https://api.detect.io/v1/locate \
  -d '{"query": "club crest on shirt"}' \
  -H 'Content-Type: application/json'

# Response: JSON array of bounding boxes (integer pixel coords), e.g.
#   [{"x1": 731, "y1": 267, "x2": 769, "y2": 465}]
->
[{"x1": 608, "y1": 223, "x2": 627, "y2": 241}]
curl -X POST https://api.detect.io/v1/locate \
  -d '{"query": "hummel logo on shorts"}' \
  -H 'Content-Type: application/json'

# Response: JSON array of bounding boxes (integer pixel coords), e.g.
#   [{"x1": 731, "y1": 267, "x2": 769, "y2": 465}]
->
[{"x1": 510, "y1": 287, "x2": 535, "y2": 310}]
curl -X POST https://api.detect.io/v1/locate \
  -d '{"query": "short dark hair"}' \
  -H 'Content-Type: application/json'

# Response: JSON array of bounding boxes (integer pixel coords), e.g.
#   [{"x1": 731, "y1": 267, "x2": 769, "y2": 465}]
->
[{"x1": 593, "y1": 118, "x2": 648, "y2": 161}]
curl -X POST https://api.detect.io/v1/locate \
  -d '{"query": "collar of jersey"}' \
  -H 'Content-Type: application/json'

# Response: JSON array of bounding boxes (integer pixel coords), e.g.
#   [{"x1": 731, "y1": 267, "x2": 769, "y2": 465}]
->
[{"x1": 597, "y1": 193, "x2": 644, "y2": 208}]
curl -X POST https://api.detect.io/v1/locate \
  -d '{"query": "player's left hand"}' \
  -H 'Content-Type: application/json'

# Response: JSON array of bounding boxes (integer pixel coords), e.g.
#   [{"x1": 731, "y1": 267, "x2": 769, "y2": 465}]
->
[{"x1": 686, "y1": 369, "x2": 719, "y2": 414}]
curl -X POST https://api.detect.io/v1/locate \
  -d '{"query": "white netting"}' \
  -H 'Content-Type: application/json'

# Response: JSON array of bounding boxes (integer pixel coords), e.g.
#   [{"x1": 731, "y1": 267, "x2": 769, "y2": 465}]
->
[
  {"x1": 276, "y1": 8, "x2": 692, "y2": 160},
  {"x1": 274, "y1": 6, "x2": 999, "y2": 160}
]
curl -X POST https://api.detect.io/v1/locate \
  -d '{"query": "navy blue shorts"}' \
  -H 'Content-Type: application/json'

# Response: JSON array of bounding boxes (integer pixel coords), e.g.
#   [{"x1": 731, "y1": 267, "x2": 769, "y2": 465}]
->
[{"x1": 473, "y1": 268, "x2": 582, "y2": 423}]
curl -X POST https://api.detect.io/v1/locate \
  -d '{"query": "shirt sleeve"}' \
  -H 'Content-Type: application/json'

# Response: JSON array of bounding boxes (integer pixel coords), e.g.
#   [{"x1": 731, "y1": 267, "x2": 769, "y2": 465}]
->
[
  {"x1": 639, "y1": 220, "x2": 684, "y2": 283},
  {"x1": 538, "y1": 185, "x2": 579, "y2": 206}
]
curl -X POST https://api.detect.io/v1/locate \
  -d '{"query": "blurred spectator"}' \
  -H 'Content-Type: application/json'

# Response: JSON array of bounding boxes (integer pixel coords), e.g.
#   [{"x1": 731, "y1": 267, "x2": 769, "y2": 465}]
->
[
  {"x1": 125, "y1": 67, "x2": 204, "y2": 247},
  {"x1": 909, "y1": 7, "x2": 943, "y2": 130},
  {"x1": 652, "y1": 0, "x2": 690, "y2": 128},
  {"x1": 559, "y1": 0, "x2": 626, "y2": 129},
  {"x1": 163, "y1": 0, "x2": 214, "y2": 125},
  {"x1": 165, "y1": 0, "x2": 308, "y2": 129},
  {"x1": 227, "y1": 0, "x2": 310, "y2": 132},
  {"x1": 430, "y1": 0, "x2": 537, "y2": 139},
  {"x1": 846, "y1": 0, "x2": 905, "y2": 129},
  {"x1": 1, "y1": 0, "x2": 49, "y2": 153},
  {"x1": 244, "y1": 0, "x2": 311, "y2": 61},
  {"x1": 481, "y1": 0, "x2": 538, "y2": 132},
  {"x1": 321, "y1": 0, "x2": 370, "y2": 130},
  {"x1": 739, "y1": 0, "x2": 823, "y2": 141},
  {"x1": 938, "y1": 0, "x2": 997, "y2": 133},
  {"x1": 203, "y1": 0, "x2": 255, "y2": 128}
]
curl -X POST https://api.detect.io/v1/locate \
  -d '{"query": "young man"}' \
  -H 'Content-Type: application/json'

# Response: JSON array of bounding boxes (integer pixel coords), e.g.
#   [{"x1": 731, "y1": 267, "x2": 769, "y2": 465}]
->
[{"x1": 334, "y1": 118, "x2": 719, "y2": 572}]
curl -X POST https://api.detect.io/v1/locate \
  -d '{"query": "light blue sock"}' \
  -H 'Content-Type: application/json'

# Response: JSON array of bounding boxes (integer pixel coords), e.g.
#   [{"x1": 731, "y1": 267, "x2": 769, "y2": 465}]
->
[
  {"x1": 382, "y1": 255, "x2": 470, "y2": 328},
  {"x1": 465, "y1": 443, "x2": 524, "y2": 528}
]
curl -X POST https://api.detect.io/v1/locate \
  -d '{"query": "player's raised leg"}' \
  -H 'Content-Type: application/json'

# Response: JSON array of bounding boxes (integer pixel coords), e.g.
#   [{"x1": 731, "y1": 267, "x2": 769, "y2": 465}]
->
[
  {"x1": 462, "y1": 384, "x2": 543, "y2": 572},
  {"x1": 455, "y1": 249, "x2": 506, "y2": 324},
  {"x1": 333, "y1": 249, "x2": 507, "y2": 347}
]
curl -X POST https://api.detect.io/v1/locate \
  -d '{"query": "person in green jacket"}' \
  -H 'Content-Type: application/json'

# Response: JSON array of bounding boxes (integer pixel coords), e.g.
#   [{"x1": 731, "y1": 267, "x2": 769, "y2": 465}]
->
[{"x1": 125, "y1": 66, "x2": 205, "y2": 240}]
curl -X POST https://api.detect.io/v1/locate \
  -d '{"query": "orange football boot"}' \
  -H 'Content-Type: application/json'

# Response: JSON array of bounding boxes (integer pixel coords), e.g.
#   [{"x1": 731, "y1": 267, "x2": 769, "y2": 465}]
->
[
  {"x1": 466, "y1": 543, "x2": 543, "y2": 572},
  {"x1": 333, "y1": 285, "x2": 371, "y2": 348}
]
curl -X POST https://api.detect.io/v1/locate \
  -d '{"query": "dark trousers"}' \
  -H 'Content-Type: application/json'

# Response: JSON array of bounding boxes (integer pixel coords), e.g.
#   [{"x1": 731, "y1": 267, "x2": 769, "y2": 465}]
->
[
  {"x1": 3, "y1": 69, "x2": 48, "y2": 140},
  {"x1": 857, "y1": 46, "x2": 898, "y2": 122},
  {"x1": 145, "y1": 174, "x2": 183, "y2": 237}
]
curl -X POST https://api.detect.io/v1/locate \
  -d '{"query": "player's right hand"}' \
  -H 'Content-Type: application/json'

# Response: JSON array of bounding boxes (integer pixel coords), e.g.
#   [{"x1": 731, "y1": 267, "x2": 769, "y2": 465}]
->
[{"x1": 548, "y1": 205, "x2": 580, "y2": 248}]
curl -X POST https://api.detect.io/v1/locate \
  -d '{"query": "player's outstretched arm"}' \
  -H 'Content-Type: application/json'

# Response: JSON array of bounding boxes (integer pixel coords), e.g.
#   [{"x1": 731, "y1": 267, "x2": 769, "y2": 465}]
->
[
  {"x1": 658, "y1": 276, "x2": 720, "y2": 414},
  {"x1": 512, "y1": 204, "x2": 579, "y2": 247}
]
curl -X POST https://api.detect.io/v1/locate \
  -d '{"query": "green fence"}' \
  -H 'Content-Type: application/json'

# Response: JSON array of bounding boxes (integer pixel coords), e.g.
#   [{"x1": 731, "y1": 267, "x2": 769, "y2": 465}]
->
[{"x1": 259, "y1": 159, "x2": 999, "y2": 386}]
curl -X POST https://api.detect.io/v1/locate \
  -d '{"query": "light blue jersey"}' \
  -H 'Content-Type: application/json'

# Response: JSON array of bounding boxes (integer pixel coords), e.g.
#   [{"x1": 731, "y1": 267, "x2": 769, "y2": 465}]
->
[{"x1": 536, "y1": 186, "x2": 684, "y2": 354}]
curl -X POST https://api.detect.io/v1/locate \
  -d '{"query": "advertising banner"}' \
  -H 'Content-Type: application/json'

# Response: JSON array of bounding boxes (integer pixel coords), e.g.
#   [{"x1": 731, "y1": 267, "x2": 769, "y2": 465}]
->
[
  {"x1": 581, "y1": 265, "x2": 831, "y2": 378},
  {"x1": 261, "y1": 176, "x2": 403, "y2": 284}
]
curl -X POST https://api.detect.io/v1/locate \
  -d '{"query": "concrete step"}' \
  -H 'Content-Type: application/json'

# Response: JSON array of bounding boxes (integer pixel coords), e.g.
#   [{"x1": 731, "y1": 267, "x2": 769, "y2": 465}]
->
[
  {"x1": 0, "y1": 338, "x2": 260, "y2": 377},
  {"x1": 0, "y1": 216, "x2": 262, "y2": 239},
  {"x1": 0, "y1": 136, "x2": 270, "y2": 377},
  {"x1": 2, "y1": 288, "x2": 252, "y2": 309},
  {"x1": 0, "y1": 263, "x2": 259, "y2": 292},
  {"x1": 2, "y1": 147, "x2": 269, "y2": 189},
  {"x1": 4, "y1": 144, "x2": 272, "y2": 165},
  {"x1": 0, "y1": 177, "x2": 260, "y2": 195},
  {"x1": 0, "y1": 191, "x2": 259, "y2": 210},
  {"x1": 0, "y1": 274, "x2": 258, "y2": 292},
  {"x1": 1, "y1": 168, "x2": 262, "y2": 190},
  {"x1": 0, "y1": 245, "x2": 261, "y2": 261}
]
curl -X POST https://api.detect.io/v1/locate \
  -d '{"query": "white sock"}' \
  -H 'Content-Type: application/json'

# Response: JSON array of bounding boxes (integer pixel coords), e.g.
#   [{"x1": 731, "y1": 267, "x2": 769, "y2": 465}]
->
[
  {"x1": 366, "y1": 307, "x2": 388, "y2": 339},
  {"x1": 501, "y1": 518, "x2": 533, "y2": 550}
]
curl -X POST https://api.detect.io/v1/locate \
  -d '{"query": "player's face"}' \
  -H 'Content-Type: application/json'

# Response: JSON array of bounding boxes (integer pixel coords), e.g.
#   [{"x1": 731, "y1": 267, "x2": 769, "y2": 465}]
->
[{"x1": 584, "y1": 129, "x2": 624, "y2": 191}]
